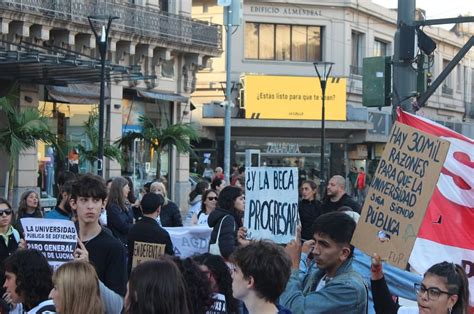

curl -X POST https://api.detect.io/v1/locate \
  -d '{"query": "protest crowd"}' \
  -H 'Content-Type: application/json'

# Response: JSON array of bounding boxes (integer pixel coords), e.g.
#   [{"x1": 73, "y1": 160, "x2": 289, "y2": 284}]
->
[{"x1": 0, "y1": 114, "x2": 472, "y2": 314}]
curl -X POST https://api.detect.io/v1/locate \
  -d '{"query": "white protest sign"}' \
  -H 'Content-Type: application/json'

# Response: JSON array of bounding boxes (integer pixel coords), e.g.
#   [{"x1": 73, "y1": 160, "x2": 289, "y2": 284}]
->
[
  {"x1": 21, "y1": 218, "x2": 77, "y2": 269},
  {"x1": 244, "y1": 167, "x2": 299, "y2": 243},
  {"x1": 164, "y1": 226, "x2": 212, "y2": 258}
]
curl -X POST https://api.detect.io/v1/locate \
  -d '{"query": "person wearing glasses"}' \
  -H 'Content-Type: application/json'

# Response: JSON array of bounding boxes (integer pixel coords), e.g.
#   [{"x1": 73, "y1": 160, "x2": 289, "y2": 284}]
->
[
  {"x1": 371, "y1": 254, "x2": 470, "y2": 314},
  {"x1": 0, "y1": 198, "x2": 25, "y2": 312},
  {"x1": 192, "y1": 189, "x2": 218, "y2": 226}
]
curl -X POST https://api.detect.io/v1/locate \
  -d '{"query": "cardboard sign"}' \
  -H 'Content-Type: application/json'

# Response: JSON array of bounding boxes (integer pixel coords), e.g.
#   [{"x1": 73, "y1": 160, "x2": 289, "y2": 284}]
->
[
  {"x1": 244, "y1": 167, "x2": 299, "y2": 243},
  {"x1": 21, "y1": 218, "x2": 77, "y2": 270},
  {"x1": 132, "y1": 241, "x2": 165, "y2": 269},
  {"x1": 164, "y1": 226, "x2": 212, "y2": 258},
  {"x1": 351, "y1": 122, "x2": 449, "y2": 269}
]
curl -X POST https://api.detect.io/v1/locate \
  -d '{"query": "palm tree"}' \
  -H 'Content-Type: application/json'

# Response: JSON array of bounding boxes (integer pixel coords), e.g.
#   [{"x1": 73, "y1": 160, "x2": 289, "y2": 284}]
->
[
  {"x1": 75, "y1": 110, "x2": 123, "y2": 172},
  {"x1": 0, "y1": 93, "x2": 57, "y2": 202},
  {"x1": 117, "y1": 115, "x2": 199, "y2": 179}
]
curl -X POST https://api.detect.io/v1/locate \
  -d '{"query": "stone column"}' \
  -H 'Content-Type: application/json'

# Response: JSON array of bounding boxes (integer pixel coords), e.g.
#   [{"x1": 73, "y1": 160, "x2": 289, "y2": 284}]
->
[
  {"x1": 174, "y1": 102, "x2": 192, "y2": 214},
  {"x1": 107, "y1": 84, "x2": 123, "y2": 179},
  {"x1": 14, "y1": 84, "x2": 41, "y2": 206}
]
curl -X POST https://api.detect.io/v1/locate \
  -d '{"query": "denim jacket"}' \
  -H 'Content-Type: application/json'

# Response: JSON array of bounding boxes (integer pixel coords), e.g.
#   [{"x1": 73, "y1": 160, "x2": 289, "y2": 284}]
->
[{"x1": 280, "y1": 258, "x2": 368, "y2": 314}]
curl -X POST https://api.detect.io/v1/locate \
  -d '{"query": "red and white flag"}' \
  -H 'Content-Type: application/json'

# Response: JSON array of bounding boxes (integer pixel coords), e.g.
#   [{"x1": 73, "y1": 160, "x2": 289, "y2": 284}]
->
[{"x1": 397, "y1": 109, "x2": 474, "y2": 311}]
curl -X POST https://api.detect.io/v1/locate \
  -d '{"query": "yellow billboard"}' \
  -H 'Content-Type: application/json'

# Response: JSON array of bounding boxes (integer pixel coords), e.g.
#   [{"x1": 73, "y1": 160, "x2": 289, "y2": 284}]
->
[{"x1": 243, "y1": 75, "x2": 346, "y2": 120}]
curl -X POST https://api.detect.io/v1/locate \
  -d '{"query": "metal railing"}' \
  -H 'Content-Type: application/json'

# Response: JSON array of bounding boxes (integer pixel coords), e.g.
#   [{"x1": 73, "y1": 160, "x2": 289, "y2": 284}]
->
[{"x1": 0, "y1": 0, "x2": 222, "y2": 51}]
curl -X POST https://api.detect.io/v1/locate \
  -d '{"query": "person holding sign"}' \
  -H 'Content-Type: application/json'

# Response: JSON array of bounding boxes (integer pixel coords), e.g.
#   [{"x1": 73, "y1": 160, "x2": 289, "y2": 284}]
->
[
  {"x1": 70, "y1": 174, "x2": 127, "y2": 297},
  {"x1": 280, "y1": 212, "x2": 368, "y2": 313},
  {"x1": 127, "y1": 193, "x2": 174, "y2": 274},
  {"x1": 230, "y1": 241, "x2": 292, "y2": 314},
  {"x1": 370, "y1": 255, "x2": 470, "y2": 314},
  {"x1": 208, "y1": 186, "x2": 246, "y2": 260},
  {"x1": 3, "y1": 249, "x2": 55, "y2": 313},
  {"x1": 49, "y1": 261, "x2": 104, "y2": 314}
]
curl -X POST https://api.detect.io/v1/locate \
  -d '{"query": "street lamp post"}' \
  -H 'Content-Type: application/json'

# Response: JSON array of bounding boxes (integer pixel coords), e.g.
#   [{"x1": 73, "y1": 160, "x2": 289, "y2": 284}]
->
[
  {"x1": 313, "y1": 61, "x2": 334, "y2": 197},
  {"x1": 88, "y1": 15, "x2": 118, "y2": 177}
]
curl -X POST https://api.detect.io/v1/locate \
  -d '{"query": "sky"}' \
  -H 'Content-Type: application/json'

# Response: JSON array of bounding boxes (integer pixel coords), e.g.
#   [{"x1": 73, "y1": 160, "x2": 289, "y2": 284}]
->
[{"x1": 372, "y1": 0, "x2": 473, "y2": 29}]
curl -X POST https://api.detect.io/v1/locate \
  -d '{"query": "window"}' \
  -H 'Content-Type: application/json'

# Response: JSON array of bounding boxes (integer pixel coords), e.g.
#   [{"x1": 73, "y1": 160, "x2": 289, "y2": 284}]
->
[
  {"x1": 244, "y1": 22, "x2": 322, "y2": 62},
  {"x1": 351, "y1": 31, "x2": 365, "y2": 75},
  {"x1": 374, "y1": 39, "x2": 388, "y2": 57},
  {"x1": 442, "y1": 59, "x2": 453, "y2": 96},
  {"x1": 456, "y1": 64, "x2": 462, "y2": 93}
]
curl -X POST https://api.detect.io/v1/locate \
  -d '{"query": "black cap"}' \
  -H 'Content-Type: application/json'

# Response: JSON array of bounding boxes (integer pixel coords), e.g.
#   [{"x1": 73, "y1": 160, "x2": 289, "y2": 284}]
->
[{"x1": 140, "y1": 193, "x2": 164, "y2": 214}]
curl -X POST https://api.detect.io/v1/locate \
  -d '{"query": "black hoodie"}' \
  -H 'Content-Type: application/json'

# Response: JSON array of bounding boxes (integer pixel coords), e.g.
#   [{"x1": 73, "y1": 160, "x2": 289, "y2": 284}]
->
[{"x1": 208, "y1": 208, "x2": 238, "y2": 260}]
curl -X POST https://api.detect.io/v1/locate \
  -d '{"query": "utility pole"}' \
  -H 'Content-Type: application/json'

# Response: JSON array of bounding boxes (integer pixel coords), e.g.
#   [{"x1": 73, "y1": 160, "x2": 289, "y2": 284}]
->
[
  {"x1": 392, "y1": 0, "x2": 416, "y2": 118},
  {"x1": 224, "y1": 4, "x2": 232, "y2": 182}
]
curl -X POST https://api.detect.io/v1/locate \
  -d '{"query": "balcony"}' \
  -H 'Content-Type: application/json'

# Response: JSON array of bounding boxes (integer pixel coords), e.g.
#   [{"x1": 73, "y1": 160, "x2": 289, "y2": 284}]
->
[{"x1": 0, "y1": 0, "x2": 222, "y2": 53}]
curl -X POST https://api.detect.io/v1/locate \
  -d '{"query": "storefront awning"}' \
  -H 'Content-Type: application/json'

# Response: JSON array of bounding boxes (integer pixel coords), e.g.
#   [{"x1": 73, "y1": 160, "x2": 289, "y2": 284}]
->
[
  {"x1": 46, "y1": 84, "x2": 109, "y2": 104},
  {"x1": 136, "y1": 89, "x2": 188, "y2": 103},
  {"x1": 0, "y1": 39, "x2": 153, "y2": 86}
]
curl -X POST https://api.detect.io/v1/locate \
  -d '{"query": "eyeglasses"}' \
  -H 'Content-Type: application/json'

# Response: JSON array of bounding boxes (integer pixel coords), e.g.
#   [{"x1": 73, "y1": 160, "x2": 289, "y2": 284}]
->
[
  {"x1": 0, "y1": 209, "x2": 12, "y2": 216},
  {"x1": 414, "y1": 283, "x2": 453, "y2": 301},
  {"x1": 207, "y1": 197, "x2": 218, "y2": 201}
]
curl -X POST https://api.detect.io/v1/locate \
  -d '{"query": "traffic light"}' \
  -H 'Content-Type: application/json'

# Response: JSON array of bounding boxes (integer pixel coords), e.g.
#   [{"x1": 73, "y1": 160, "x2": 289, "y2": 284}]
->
[{"x1": 363, "y1": 56, "x2": 392, "y2": 107}]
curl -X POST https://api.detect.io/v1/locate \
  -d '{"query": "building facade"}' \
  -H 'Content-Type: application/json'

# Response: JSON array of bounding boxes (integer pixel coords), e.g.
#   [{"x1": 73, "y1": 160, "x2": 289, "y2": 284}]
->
[
  {"x1": 191, "y1": 0, "x2": 474, "y2": 186},
  {"x1": 0, "y1": 0, "x2": 222, "y2": 208}
]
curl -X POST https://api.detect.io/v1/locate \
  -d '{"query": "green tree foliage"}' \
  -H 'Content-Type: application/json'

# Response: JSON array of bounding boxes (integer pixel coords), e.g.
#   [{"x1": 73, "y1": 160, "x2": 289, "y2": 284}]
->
[{"x1": 117, "y1": 115, "x2": 199, "y2": 179}]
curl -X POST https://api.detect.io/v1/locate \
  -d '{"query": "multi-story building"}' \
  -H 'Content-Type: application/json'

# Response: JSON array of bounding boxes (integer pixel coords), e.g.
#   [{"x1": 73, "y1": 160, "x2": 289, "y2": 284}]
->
[
  {"x1": 0, "y1": 0, "x2": 222, "y2": 207},
  {"x1": 191, "y1": 0, "x2": 474, "y2": 184}
]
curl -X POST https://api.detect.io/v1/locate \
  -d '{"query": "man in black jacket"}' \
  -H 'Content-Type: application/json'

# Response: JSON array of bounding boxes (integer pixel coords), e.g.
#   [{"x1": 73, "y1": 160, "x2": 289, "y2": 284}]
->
[
  {"x1": 321, "y1": 175, "x2": 361, "y2": 214},
  {"x1": 127, "y1": 193, "x2": 174, "y2": 274}
]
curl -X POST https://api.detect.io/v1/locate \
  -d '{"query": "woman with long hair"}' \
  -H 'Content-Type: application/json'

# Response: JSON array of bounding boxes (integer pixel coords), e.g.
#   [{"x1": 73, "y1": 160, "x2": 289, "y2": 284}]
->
[
  {"x1": 124, "y1": 176, "x2": 142, "y2": 221},
  {"x1": 171, "y1": 257, "x2": 213, "y2": 314},
  {"x1": 125, "y1": 257, "x2": 189, "y2": 314},
  {"x1": 185, "y1": 181, "x2": 209, "y2": 225},
  {"x1": 193, "y1": 253, "x2": 239, "y2": 314},
  {"x1": 16, "y1": 190, "x2": 42, "y2": 220},
  {"x1": 298, "y1": 180, "x2": 322, "y2": 241},
  {"x1": 50, "y1": 261, "x2": 104, "y2": 314},
  {"x1": 106, "y1": 176, "x2": 134, "y2": 246},
  {"x1": 192, "y1": 189, "x2": 218, "y2": 226},
  {"x1": 150, "y1": 181, "x2": 182, "y2": 227},
  {"x1": 207, "y1": 186, "x2": 246, "y2": 260},
  {"x1": 371, "y1": 255, "x2": 470, "y2": 314}
]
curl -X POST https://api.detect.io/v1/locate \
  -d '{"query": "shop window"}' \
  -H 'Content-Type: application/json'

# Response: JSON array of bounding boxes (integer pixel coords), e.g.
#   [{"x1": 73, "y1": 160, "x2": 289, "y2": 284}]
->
[{"x1": 245, "y1": 22, "x2": 322, "y2": 62}]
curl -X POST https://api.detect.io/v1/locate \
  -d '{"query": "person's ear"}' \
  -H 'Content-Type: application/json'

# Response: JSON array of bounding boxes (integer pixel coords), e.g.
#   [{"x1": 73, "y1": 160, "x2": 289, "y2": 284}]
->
[
  {"x1": 69, "y1": 198, "x2": 77, "y2": 210},
  {"x1": 340, "y1": 245, "x2": 351, "y2": 261},
  {"x1": 247, "y1": 275, "x2": 255, "y2": 289},
  {"x1": 156, "y1": 206, "x2": 161, "y2": 215},
  {"x1": 447, "y1": 294, "x2": 458, "y2": 311}
]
